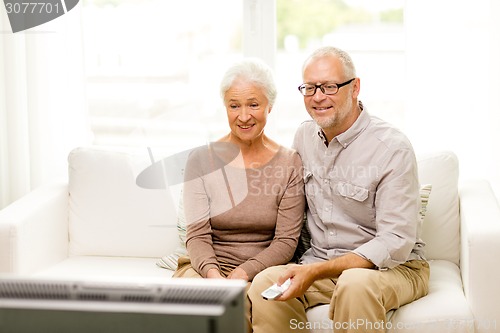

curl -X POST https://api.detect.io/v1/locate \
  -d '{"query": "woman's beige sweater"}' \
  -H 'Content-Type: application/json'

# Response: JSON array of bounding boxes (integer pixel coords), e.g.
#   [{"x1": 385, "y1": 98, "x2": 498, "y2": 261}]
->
[{"x1": 183, "y1": 145, "x2": 305, "y2": 280}]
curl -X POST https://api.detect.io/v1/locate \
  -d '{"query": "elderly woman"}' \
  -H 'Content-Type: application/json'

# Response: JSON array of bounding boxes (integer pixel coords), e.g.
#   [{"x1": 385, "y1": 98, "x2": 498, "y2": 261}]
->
[{"x1": 173, "y1": 58, "x2": 305, "y2": 282}]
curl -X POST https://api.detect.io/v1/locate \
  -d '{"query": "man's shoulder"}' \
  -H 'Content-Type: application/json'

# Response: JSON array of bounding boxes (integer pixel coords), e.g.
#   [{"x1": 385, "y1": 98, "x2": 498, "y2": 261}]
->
[
  {"x1": 275, "y1": 145, "x2": 301, "y2": 161},
  {"x1": 293, "y1": 120, "x2": 318, "y2": 151},
  {"x1": 295, "y1": 120, "x2": 318, "y2": 138},
  {"x1": 298, "y1": 119, "x2": 316, "y2": 130},
  {"x1": 367, "y1": 114, "x2": 414, "y2": 151}
]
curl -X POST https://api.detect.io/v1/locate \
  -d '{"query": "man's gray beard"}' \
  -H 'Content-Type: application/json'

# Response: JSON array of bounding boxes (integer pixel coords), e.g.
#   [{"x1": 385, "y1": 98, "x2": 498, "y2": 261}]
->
[{"x1": 310, "y1": 95, "x2": 353, "y2": 130}]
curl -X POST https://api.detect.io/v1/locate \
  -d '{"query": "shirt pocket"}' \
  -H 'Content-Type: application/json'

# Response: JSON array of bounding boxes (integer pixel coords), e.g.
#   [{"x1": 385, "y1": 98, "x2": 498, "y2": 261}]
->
[{"x1": 336, "y1": 181, "x2": 369, "y2": 202}]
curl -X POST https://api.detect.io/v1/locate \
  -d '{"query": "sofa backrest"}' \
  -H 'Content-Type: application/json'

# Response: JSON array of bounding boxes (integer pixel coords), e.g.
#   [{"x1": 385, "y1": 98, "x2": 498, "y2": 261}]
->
[
  {"x1": 68, "y1": 147, "x2": 461, "y2": 265},
  {"x1": 416, "y1": 151, "x2": 460, "y2": 265},
  {"x1": 68, "y1": 146, "x2": 180, "y2": 258}
]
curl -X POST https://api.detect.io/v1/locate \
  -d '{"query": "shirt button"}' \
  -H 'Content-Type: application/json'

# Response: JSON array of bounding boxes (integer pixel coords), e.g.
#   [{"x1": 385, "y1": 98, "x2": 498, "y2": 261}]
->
[{"x1": 329, "y1": 231, "x2": 334, "y2": 236}]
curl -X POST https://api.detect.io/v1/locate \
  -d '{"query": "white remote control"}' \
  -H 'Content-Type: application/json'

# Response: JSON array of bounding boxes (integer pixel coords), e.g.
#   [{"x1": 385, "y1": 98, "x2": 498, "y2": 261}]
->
[{"x1": 261, "y1": 278, "x2": 292, "y2": 300}]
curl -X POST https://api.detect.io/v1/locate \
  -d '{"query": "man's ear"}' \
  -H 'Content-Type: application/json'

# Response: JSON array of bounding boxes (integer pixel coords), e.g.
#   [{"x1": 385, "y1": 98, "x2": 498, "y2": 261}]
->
[{"x1": 352, "y1": 78, "x2": 361, "y2": 99}]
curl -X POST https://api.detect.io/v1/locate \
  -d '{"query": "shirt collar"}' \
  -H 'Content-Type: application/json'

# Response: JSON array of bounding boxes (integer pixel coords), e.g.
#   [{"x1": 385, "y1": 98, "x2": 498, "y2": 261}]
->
[{"x1": 316, "y1": 101, "x2": 370, "y2": 148}]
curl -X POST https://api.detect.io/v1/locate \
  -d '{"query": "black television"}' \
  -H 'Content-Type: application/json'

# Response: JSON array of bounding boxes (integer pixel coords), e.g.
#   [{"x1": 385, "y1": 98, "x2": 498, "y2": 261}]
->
[{"x1": 0, "y1": 276, "x2": 247, "y2": 333}]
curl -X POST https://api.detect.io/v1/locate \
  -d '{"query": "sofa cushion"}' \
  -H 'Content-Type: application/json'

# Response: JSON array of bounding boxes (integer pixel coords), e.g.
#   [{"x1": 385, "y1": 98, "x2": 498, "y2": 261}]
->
[
  {"x1": 305, "y1": 260, "x2": 473, "y2": 333},
  {"x1": 417, "y1": 151, "x2": 460, "y2": 265},
  {"x1": 156, "y1": 193, "x2": 187, "y2": 270},
  {"x1": 34, "y1": 256, "x2": 174, "y2": 280},
  {"x1": 387, "y1": 260, "x2": 474, "y2": 332},
  {"x1": 68, "y1": 147, "x2": 179, "y2": 258}
]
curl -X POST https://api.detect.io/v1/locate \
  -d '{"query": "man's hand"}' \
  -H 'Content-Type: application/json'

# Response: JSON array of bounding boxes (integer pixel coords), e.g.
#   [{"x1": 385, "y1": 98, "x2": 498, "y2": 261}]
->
[
  {"x1": 273, "y1": 264, "x2": 318, "y2": 301},
  {"x1": 274, "y1": 253, "x2": 374, "y2": 301}
]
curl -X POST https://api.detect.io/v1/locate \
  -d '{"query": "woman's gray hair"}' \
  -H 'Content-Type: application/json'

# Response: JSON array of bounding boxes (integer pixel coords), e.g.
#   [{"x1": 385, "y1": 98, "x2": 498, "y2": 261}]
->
[
  {"x1": 220, "y1": 58, "x2": 277, "y2": 106},
  {"x1": 303, "y1": 46, "x2": 357, "y2": 79}
]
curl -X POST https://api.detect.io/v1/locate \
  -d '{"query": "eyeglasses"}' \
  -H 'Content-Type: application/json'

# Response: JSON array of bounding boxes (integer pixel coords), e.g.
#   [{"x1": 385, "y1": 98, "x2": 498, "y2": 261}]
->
[{"x1": 297, "y1": 78, "x2": 355, "y2": 96}]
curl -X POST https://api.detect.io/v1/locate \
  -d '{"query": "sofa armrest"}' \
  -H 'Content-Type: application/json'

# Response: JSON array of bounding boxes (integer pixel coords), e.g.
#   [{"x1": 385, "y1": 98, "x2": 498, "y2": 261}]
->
[
  {"x1": 459, "y1": 179, "x2": 500, "y2": 332},
  {"x1": 0, "y1": 182, "x2": 69, "y2": 275}
]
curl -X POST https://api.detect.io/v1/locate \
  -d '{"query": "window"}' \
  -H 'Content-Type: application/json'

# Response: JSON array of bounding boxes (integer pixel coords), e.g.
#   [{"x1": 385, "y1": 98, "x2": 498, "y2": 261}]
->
[
  {"x1": 83, "y1": 0, "x2": 244, "y2": 153},
  {"x1": 83, "y1": 0, "x2": 404, "y2": 151},
  {"x1": 274, "y1": 0, "x2": 405, "y2": 145}
]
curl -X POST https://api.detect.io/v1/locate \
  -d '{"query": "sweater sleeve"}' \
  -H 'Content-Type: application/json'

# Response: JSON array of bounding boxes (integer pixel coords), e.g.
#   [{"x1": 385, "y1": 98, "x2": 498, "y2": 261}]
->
[{"x1": 183, "y1": 149, "x2": 220, "y2": 277}]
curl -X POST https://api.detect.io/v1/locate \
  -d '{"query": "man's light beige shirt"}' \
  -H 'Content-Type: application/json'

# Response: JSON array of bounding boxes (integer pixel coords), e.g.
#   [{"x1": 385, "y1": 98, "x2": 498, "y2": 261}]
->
[{"x1": 293, "y1": 106, "x2": 425, "y2": 269}]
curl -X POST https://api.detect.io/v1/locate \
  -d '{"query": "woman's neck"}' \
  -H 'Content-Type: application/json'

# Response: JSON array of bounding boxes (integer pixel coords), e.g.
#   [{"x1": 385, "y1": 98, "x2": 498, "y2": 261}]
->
[{"x1": 220, "y1": 133, "x2": 279, "y2": 168}]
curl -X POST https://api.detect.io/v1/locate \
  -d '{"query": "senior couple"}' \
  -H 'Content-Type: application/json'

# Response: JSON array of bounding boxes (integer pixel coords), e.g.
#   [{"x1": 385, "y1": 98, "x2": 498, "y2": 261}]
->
[{"x1": 173, "y1": 46, "x2": 430, "y2": 333}]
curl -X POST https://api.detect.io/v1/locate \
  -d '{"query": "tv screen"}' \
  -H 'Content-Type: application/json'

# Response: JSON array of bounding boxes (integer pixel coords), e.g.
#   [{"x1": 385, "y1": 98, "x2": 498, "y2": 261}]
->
[{"x1": 0, "y1": 276, "x2": 247, "y2": 333}]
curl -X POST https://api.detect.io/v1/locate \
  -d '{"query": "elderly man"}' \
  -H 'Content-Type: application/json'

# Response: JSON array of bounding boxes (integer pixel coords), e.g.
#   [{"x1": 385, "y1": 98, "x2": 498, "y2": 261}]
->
[{"x1": 247, "y1": 46, "x2": 430, "y2": 333}]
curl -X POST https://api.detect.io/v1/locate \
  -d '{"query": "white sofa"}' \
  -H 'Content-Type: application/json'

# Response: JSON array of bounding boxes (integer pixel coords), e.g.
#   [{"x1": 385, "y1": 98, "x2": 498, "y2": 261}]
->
[{"x1": 1, "y1": 146, "x2": 499, "y2": 332}]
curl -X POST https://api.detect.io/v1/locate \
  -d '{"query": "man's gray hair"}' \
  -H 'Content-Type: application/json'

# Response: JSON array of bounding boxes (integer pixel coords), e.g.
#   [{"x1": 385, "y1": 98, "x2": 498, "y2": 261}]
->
[
  {"x1": 304, "y1": 46, "x2": 357, "y2": 79},
  {"x1": 220, "y1": 58, "x2": 277, "y2": 106}
]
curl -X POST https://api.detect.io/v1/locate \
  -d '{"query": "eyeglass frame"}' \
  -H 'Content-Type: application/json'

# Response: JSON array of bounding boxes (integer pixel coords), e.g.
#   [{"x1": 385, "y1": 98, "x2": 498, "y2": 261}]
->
[{"x1": 297, "y1": 78, "x2": 356, "y2": 96}]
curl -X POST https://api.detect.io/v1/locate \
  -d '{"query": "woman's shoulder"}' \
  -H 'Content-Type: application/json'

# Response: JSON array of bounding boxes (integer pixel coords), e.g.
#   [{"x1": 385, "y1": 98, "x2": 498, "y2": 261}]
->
[
  {"x1": 276, "y1": 144, "x2": 299, "y2": 156},
  {"x1": 272, "y1": 145, "x2": 302, "y2": 166},
  {"x1": 188, "y1": 142, "x2": 240, "y2": 162}
]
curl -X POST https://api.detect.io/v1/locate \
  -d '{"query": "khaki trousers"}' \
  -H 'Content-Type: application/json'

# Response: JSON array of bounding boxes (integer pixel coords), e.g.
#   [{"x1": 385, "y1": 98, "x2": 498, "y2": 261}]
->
[{"x1": 247, "y1": 260, "x2": 429, "y2": 333}]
